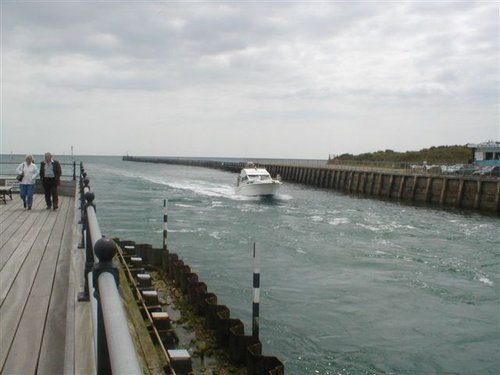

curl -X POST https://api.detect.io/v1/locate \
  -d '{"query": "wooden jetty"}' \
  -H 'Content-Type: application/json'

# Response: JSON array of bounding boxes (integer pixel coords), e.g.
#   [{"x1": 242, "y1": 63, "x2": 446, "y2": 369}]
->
[
  {"x1": 0, "y1": 190, "x2": 95, "y2": 374},
  {"x1": 0, "y1": 171, "x2": 284, "y2": 375}
]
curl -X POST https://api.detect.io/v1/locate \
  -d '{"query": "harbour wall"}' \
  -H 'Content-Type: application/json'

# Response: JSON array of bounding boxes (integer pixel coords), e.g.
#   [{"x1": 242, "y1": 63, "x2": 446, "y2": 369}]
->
[
  {"x1": 123, "y1": 156, "x2": 500, "y2": 214},
  {"x1": 113, "y1": 239, "x2": 284, "y2": 374}
]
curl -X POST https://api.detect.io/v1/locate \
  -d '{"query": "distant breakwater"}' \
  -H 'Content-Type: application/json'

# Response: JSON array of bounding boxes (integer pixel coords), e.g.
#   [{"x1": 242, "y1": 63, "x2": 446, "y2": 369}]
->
[{"x1": 123, "y1": 156, "x2": 500, "y2": 214}]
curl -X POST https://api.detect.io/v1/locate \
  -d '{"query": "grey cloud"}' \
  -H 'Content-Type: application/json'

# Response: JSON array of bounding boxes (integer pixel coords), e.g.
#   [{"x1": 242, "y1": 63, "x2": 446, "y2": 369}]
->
[{"x1": 2, "y1": 0, "x2": 498, "y2": 156}]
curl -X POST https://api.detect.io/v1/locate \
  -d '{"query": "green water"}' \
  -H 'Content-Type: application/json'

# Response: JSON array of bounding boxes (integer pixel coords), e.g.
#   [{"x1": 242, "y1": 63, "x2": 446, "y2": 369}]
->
[{"x1": 81, "y1": 156, "x2": 499, "y2": 374}]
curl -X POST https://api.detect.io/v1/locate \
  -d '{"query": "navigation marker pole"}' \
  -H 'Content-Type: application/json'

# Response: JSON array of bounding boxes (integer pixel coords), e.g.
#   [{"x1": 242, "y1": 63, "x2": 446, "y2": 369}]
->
[
  {"x1": 252, "y1": 242, "x2": 260, "y2": 340},
  {"x1": 163, "y1": 199, "x2": 168, "y2": 252}
]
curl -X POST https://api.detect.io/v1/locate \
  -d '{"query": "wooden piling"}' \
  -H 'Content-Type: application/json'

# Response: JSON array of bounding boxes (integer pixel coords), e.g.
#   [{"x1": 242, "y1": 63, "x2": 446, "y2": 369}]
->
[
  {"x1": 387, "y1": 175, "x2": 394, "y2": 198},
  {"x1": 398, "y1": 175, "x2": 406, "y2": 199},
  {"x1": 411, "y1": 175, "x2": 418, "y2": 201},
  {"x1": 457, "y1": 179, "x2": 465, "y2": 208},
  {"x1": 425, "y1": 177, "x2": 433, "y2": 202},
  {"x1": 496, "y1": 181, "x2": 500, "y2": 212},
  {"x1": 347, "y1": 171, "x2": 354, "y2": 192},
  {"x1": 375, "y1": 174, "x2": 382, "y2": 196},
  {"x1": 474, "y1": 180, "x2": 482, "y2": 209},
  {"x1": 440, "y1": 178, "x2": 448, "y2": 205}
]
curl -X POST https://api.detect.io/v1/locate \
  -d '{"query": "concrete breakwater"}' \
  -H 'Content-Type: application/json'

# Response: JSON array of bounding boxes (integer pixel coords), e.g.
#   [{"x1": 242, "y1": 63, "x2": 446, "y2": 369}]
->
[{"x1": 123, "y1": 156, "x2": 500, "y2": 213}]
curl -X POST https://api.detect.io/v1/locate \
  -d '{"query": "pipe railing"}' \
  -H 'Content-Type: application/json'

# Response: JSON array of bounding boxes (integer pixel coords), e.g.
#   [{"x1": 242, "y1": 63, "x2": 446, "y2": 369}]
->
[
  {"x1": 0, "y1": 160, "x2": 78, "y2": 180},
  {"x1": 77, "y1": 164, "x2": 141, "y2": 375}
]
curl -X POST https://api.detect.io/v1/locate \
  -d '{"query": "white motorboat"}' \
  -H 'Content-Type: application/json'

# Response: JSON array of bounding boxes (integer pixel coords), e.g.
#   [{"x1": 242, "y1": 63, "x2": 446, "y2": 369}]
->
[{"x1": 235, "y1": 163, "x2": 282, "y2": 196}]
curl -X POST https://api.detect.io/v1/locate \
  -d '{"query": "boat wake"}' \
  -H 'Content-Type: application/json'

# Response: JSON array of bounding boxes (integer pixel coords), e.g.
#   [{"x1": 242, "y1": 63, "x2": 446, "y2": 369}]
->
[
  {"x1": 97, "y1": 165, "x2": 293, "y2": 201},
  {"x1": 144, "y1": 175, "x2": 290, "y2": 201}
]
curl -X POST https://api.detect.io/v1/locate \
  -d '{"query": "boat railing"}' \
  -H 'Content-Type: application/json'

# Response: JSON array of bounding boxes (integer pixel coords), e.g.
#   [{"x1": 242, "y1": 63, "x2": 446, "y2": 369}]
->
[{"x1": 77, "y1": 164, "x2": 142, "y2": 375}]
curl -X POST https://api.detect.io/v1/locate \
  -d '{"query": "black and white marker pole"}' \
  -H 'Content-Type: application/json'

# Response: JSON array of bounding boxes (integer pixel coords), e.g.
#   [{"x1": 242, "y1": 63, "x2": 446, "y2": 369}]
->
[
  {"x1": 252, "y1": 242, "x2": 260, "y2": 340},
  {"x1": 163, "y1": 199, "x2": 168, "y2": 252}
]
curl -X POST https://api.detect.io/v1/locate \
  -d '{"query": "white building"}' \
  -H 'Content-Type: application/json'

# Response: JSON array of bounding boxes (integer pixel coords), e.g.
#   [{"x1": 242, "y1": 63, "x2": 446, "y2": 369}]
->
[{"x1": 467, "y1": 141, "x2": 500, "y2": 165}]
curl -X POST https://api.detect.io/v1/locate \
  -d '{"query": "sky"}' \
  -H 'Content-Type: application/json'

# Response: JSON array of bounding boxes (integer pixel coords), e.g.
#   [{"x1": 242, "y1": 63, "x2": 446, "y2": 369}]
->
[{"x1": 1, "y1": 0, "x2": 499, "y2": 159}]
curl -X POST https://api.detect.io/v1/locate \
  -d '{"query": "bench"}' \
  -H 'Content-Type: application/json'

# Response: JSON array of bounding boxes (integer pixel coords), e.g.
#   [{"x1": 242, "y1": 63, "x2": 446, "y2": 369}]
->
[{"x1": 0, "y1": 180, "x2": 19, "y2": 203}]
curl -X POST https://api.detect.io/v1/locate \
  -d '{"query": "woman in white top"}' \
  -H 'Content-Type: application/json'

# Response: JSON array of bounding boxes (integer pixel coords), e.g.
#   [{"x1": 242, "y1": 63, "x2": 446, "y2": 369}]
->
[{"x1": 16, "y1": 155, "x2": 39, "y2": 210}]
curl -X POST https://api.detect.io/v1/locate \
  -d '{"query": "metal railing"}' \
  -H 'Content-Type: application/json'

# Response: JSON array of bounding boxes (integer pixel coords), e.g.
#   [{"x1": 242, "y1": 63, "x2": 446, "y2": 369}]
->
[
  {"x1": 77, "y1": 164, "x2": 141, "y2": 375},
  {"x1": 0, "y1": 160, "x2": 77, "y2": 180}
]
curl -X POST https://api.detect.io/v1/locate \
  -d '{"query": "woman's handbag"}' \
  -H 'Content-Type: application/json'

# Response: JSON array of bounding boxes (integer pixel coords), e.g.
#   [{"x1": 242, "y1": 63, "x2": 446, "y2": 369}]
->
[{"x1": 16, "y1": 164, "x2": 25, "y2": 181}]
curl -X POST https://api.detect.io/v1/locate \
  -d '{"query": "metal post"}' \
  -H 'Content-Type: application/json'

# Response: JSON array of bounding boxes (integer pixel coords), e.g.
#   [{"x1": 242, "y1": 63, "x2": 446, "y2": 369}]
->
[
  {"x1": 252, "y1": 242, "x2": 260, "y2": 340},
  {"x1": 92, "y1": 238, "x2": 119, "y2": 375},
  {"x1": 78, "y1": 191, "x2": 96, "y2": 302},
  {"x1": 78, "y1": 169, "x2": 86, "y2": 248},
  {"x1": 96, "y1": 293, "x2": 111, "y2": 375},
  {"x1": 163, "y1": 199, "x2": 168, "y2": 252}
]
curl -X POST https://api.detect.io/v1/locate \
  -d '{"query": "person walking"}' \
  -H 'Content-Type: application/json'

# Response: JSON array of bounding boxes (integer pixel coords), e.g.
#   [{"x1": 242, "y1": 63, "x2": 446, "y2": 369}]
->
[
  {"x1": 16, "y1": 155, "x2": 39, "y2": 210},
  {"x1": 40, "y1": 152, "x2": 62, "y2": 210}
]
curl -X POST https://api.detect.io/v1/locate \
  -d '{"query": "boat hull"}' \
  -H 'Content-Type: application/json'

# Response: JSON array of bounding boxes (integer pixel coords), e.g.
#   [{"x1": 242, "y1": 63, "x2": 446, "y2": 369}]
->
[{"x1": 235, "y1": 182, "x2": 281, "y2": 196}]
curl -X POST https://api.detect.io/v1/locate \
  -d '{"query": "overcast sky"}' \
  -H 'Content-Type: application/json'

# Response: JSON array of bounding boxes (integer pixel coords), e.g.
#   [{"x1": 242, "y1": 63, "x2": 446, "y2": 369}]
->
[{"x1": 1, "y1": 0, "x2": 499, "y2": 158}]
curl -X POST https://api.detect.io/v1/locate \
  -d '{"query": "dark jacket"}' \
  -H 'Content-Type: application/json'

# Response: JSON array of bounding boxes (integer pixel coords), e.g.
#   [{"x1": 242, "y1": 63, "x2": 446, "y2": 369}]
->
[{"x1": 40, "y1": 160, "x2": 62, "y2": 181}]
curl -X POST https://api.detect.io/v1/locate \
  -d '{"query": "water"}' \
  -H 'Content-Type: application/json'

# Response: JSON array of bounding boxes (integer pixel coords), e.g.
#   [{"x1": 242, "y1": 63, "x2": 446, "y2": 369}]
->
[{"x1": 81, "y1": 156, "x2": 499, "y2": 375}]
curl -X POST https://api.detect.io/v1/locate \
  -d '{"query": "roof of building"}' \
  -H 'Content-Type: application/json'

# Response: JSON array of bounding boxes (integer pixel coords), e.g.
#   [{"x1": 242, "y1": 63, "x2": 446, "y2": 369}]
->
[{"x1": 467, "y1": 141, "x2": 500, "y2": 149}]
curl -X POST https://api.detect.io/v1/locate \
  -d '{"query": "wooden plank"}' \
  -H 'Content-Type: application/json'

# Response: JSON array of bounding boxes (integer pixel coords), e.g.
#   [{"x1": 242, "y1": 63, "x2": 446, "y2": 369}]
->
[
  {"x1": 65, "y1": 197, "x2": 96, "y2": 375},
  {"x1": 0, "y1": 198, "x2": 46, "y2": 261},
  {"x1": 0, "y1": 197, "x2": 64, "y2": 368},
  {"x1": 0, "y1": 209, "x2": 34, "y2": 248},
  {"x1": 63, "y1": 209, "x2": 79, "y2": 375},
  {"x1": 0, "y1": 197, "x2": 21, "y2": 223},
  {"x1": 0, "y1": 207, "x2": 24, "y2": 235},
  {"x1": 0, "y1": 196, "x2": 44, "y2": 233},
  {"x1": 37, "y1": 198, "x2": 75, "y2": 374},
  {"x1": 73, "y1": 290, "x2": 96, "y2": 375},
  {"x1": 0, "y1": 209, "x2": 56, "y2": 369},
  {"x1": 1, "y1": 197, "x2": 69, "y2": 374},
  {"x1": 0, "y1": 208, "x2": 52, "y2": 303},
  {"x1": 63, "y1": 196, "x2": 79, "y2": 374},
  {"x1": 1, "y1": 192, "x2": 95, "y2": 374}
]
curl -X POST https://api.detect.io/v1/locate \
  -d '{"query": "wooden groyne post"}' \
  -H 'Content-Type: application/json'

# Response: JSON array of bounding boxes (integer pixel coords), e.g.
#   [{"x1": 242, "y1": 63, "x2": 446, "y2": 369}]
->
[{"x1": 163, "y1": 198, "x2": 168, "y2": 251}]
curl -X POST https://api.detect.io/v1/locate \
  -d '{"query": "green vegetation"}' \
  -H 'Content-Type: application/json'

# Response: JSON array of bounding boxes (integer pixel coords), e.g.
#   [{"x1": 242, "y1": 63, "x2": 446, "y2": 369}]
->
[
  {"x1": 152, "y1": 269, "x2": 246, "y2": 375},
  {"x1": 333, "y1": 145, "x2": 471, "y2": 164}
]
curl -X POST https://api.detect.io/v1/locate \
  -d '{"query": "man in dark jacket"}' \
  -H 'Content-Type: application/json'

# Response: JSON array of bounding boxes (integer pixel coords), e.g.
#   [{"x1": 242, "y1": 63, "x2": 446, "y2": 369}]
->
[{"x1": 40, "y1": 152, "x2": 62, "y2": 210}]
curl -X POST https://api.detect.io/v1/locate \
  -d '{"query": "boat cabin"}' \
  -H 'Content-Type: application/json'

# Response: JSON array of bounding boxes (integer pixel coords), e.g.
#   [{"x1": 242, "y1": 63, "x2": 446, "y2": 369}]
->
[{"x1": 240, "y1": 168, "x2": 272, "y2": 182}]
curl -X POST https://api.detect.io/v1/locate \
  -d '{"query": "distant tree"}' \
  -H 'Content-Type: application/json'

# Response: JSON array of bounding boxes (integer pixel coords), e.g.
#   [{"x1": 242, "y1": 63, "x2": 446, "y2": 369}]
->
[{"x1": 331, "y1": 145, "x2": 469, "y2": 164}]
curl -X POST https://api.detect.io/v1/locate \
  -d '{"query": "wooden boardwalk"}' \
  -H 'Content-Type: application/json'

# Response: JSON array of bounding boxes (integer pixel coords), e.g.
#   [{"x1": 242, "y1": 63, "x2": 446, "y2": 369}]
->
[{"x1": 0, "y1": 193, "x2": 94, "y2": 374}]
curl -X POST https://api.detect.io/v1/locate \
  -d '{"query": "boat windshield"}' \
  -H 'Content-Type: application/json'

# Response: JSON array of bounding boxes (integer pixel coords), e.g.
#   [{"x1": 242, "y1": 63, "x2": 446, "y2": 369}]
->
[{"x1": 247, "y1": 174, "x2": 271, "y2": 180}]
